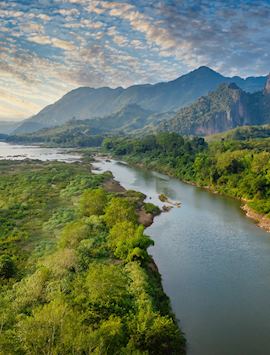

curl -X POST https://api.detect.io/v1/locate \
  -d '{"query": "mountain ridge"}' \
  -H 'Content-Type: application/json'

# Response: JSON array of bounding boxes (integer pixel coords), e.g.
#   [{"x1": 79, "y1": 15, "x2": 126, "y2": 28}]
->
[{"x1": 15, "y1": 66, "x2": 267, "y2": 134}]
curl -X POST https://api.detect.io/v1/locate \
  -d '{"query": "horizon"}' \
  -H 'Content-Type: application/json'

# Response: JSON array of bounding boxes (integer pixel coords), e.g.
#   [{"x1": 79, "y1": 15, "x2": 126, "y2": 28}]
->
[{"x1": 1, "y1": 0, "x2": 270, "y2": 121}]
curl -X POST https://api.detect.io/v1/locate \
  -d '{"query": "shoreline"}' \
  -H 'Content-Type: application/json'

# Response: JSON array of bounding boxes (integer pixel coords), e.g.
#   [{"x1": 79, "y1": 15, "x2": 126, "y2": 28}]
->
[
  {"x1": 102, "y1": 176, "x2": 158, "y2": 228},
  {"x1": 92, "y1": 158, "x2": 186, "y2": 352},
  {"x1": 187, "y1": 181, "x2": 270, "y2": 233},
  {"x1": 242, "y1": 204, "x2": 270, "y2": 232},
  {"x1": 184, "y1": 183, "x2": 270, "y2": 233},
  {"x1": 98, "y1": 154, "x2": 270, "y2": 234}
]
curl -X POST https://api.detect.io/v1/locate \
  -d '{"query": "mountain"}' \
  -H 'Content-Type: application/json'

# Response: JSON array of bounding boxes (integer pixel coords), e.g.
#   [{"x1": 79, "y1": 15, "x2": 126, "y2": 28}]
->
[
  {"x1": 82, "y1": 104, "x2": 153, "y2": 133},
  {"x1": 15, "y1": 66, "x2": 267, "y2": 134},
  {"x1": 9, "y1": 105, "x2": 175, "y2": 146},
  {"x1": 158, "y1": 76, "x2": 270, "y2": 135}
]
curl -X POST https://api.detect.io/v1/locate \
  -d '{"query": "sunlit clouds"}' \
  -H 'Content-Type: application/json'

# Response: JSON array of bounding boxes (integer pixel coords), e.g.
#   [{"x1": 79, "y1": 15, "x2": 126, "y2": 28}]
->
[{"x1": 1, "y1": 0, "x2": 270, "y2": 120}]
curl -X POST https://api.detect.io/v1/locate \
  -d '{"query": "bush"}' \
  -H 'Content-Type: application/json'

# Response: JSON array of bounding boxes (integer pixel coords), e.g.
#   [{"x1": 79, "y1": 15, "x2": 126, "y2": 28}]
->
[
  {"x1": 80, "y1": 188, "x2": 107, "y2": 216},
  {"x1": 144, "y1": 203, "x2": 161, "y2": 216},
  {"x1": 104, "y1": 197, "x2": 137, "y2": 227},
  {"x1": 0, "y1": 254, "x2": 16, "y2": 279}
]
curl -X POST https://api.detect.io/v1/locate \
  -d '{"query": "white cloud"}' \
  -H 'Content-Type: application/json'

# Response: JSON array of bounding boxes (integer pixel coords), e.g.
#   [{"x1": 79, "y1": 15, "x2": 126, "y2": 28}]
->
[{"x1": 28, "y1": 35, "x2": 76, "y2": 51}]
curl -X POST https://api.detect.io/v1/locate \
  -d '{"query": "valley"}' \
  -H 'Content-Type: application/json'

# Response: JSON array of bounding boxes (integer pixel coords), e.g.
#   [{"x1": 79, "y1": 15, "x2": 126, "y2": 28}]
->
[{"x1": 2, "y1": 1, "x2": 270, "y2": 354}]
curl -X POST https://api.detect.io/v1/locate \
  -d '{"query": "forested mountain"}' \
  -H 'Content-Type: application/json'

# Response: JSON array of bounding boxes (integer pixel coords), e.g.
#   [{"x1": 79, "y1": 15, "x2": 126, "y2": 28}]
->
[
  {"x1": 15, "y1": 66, "x2": 267, "y2": 134},
  {"x1": 159, "y1": 76, "x2": 270, "y2": 135},
  {"x1": 7, "y1": 105, "x2": 176, "y2": 146}
]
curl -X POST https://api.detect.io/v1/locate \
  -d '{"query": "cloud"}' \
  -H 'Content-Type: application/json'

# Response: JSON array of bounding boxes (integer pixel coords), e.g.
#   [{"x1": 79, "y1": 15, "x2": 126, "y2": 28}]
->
[
  {"x1": 1, "y1": 0, "x2": 270, "y2": 120},
  {"x1": 0, "y1": 89, "x2": 42, "y2": 117},
  {"x1": 28, "y1": 35, "x2": 76, "y2": 51},
  {"x1": 57, "y1": 8, "x2": 80, "y2": 17}
]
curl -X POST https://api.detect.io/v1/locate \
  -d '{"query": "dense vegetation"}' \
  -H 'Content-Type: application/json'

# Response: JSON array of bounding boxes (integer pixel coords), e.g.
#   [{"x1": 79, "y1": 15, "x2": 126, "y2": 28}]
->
[
  {"x1": 0, "y1": 160, "x2": 184, "y2": 354},
  {"x1": 207, "y1": 124, "x2": 270, "y2": 141},
  {"x1": 103, "y1": 132, "x2": 270, "y2": 217}
]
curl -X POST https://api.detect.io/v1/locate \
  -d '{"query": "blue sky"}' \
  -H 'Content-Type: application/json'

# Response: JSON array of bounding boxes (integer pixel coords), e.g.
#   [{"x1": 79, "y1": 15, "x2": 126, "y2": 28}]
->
[{"x1": 1, "y1": 0, "x2": 270, "y2": 121}]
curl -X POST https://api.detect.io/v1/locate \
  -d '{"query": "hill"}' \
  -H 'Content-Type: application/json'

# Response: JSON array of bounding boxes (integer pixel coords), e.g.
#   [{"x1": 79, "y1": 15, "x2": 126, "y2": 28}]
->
[{"x1": 8, "y1": 104, "x2": 175, "y2": 146}]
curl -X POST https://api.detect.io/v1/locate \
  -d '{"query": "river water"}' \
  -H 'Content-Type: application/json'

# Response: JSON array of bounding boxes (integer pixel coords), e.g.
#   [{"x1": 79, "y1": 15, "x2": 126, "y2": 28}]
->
[
  {"x1": 0, "y1": 142, "x2": 80, "y2": 162},
  {"x1": 92, "y1": 158, "x2": 270, "y2": 355},
  {"x1": 3, "y1": 142, "x2": 270, "y2": 355}
]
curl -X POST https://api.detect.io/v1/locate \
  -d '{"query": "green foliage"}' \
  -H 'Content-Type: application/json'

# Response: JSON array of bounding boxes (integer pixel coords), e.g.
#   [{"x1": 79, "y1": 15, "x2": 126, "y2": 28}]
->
[
  {"x1": 104, "y1": 197, "x2": 137, "y2": 227},
  {"x1": 58, "y1": 220, "x2": 91, "y2": 248},
  {"x1": 104, "y1": 132, "x2": 270, "y2": 217},
  {"x1": 0, "y1": 254, "x2": 16, "y2": 279},
  {"x1": 0, "y1": 159, "x2": 183, "y2": 354},
  {"x1": 86, "y1": 263, "x2": 130, "y2": 306},
  {"x1": 80, "y1": 188, "x2": 107, "y2": 216},
  {"x1": 43, "y1": 208, "x2": 76, "y2": 233},
  {"x1": 143, "y1": 203, "x2": 161, "y2": 216},
  {"x1": 208, "y1": 124, "x2": 270, "y2": 142},
  {"x1": 108, "y1": 222, "x2": 154, "y2": 262}
]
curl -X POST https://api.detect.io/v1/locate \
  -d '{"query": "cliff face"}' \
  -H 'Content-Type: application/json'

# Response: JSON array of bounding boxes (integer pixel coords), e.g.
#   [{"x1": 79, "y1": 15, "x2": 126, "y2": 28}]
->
[{"x1": 159, "y1": 81, "x2": 270, "y2": 136}]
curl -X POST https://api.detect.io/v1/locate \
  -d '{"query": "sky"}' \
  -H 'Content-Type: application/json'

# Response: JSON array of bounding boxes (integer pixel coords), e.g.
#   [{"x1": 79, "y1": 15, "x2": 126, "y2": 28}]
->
[{"x1": 1, "y1": 0, "x2": 270, "y2": 121}]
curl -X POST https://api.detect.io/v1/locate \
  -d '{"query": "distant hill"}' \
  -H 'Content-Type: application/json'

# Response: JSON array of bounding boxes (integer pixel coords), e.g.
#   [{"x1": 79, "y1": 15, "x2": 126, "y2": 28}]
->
[
  {"x1": 9, "y1": 104, "x2": 175, "y2": 146},
  {"x1": 158, "y1": 76, "x2": 270, "y2": 136},
  {"x1": 15, "y1": 66, "x2": 267, "y2": 134}
]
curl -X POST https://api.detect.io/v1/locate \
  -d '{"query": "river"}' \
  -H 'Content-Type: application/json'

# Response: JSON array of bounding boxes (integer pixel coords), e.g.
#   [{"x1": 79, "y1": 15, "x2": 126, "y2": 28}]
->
[
  {"x1": 2, "y1": 143, "x2": 270, "y2": 355},
  {"x1": 92, "y1": 158, "x2": 270, "y2": 355},
  {"x1": 0, "y1": 142, "x2": 80, "y2": 162}
]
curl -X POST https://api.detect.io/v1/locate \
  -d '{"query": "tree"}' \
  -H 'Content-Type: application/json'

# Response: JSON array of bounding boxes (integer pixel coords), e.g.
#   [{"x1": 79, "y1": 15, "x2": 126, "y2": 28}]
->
[
  {"x1": 16, "y1": 299, "x2": 73, "y2": 354},
  {"x1": 104, "y1": 197, "x2": 137, "y2": 228},
  {"x1": 59, "y1": 220, "x2": 90, "y2": 248},
  {"x1": 89, "y1": 316, "x2": 125, "y2": 354},
  {"x1": 86, "y1": 263, "x2": 130, "y2": 307},
  {"x1": 108, "y1": 222, "x2": 153, "y2": 262},
  {"x1": 80, "y1": 188, "x2": 107, "y2": 217}
]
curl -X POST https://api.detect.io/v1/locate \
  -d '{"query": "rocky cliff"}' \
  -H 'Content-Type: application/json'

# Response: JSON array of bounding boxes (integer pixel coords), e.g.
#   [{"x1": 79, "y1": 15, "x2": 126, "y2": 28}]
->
[{"x1": 159, "y1": 80, "x2": 270, "y2": 136}]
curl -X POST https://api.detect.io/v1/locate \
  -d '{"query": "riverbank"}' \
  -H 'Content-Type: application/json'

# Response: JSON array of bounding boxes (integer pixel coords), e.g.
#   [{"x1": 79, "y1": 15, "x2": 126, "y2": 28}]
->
[
  {"x1": 242, "y1": 204, "x2": 270, "y2": 232},
  {"x1": 99, "y1": 154, "x2": 270, "y2": 233},
  {"x1": 102, "y1": 176, "x2": 156, "y2": 227},
  {"x1": 189, "y1": 180, "x2": 270, "y2": 233},
  {"x1": 0, "y1": 156, "x2": 185, "y2": 354}
]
